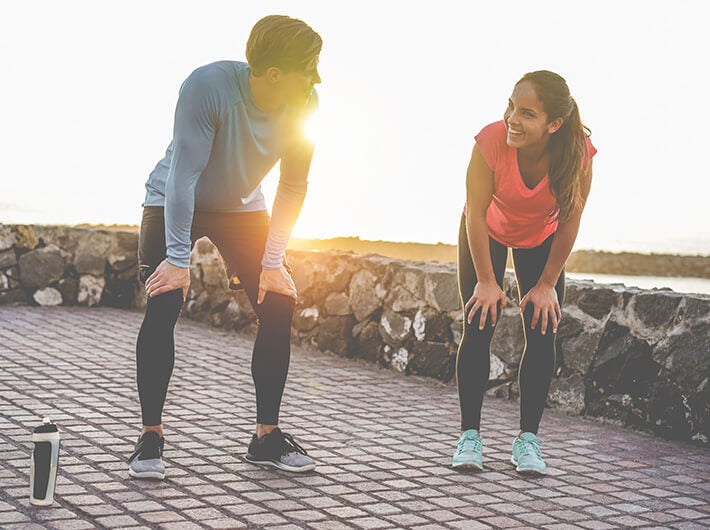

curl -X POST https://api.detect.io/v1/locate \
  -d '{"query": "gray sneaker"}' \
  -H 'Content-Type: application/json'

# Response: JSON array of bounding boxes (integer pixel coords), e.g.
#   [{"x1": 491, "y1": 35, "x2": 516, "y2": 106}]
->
[
  {"x1": 128, "y1": 431, "x2": 166, "y2": 480},
  {"x1": 245, "y1": 428, "x2": 315, "y2": 472}
]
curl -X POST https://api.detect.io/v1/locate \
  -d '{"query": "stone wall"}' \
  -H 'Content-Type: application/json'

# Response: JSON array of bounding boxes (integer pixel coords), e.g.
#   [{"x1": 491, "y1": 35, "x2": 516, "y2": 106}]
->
[{"x1": 2, "y1": 224, "x2": 708, "y2": 444}]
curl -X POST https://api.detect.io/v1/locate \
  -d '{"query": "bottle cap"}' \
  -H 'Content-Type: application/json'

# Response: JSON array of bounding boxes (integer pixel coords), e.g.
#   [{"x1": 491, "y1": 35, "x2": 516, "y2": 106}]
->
[{"x1": 34, "y1": 418, "x2": 58, "y2": 434}]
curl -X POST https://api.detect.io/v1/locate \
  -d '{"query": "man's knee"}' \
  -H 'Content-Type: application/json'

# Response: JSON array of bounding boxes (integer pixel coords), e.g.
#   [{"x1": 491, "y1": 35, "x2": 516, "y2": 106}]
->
[{"x1": 255, "y1": 292, "x2": 295, "y2": 327}]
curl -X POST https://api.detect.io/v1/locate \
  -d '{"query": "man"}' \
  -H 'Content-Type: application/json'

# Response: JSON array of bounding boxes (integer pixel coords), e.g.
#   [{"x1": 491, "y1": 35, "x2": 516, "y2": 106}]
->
[{"x1": 128, "y1": 15, "x2": 322, "y2": 479}]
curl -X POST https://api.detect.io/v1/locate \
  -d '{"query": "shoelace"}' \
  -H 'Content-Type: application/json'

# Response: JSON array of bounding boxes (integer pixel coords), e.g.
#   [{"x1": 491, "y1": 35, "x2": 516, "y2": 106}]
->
[
  {"x1": 516, "y1": 437, "x2": 543, "y2": 458},
  {"x1": 457, "y1": 434, "x2": 482, "y2": 454},
  {"x1": 282, "y1": 432, "x2": 309, "y2": 456}
]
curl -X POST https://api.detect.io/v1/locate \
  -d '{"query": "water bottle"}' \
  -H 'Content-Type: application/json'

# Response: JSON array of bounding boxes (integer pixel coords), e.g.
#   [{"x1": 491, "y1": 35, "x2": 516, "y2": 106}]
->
[{"x1": 29, "y1": 418, "x2": 60, "y2": 506}]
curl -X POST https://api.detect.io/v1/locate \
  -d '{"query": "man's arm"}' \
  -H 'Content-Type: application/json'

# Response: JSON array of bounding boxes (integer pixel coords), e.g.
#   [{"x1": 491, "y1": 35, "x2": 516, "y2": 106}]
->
[
  {"x1": 145, "y1": 70, "x2": 219, "y2": 299},
  {"x1": 257, "y1": 131, "x2": 314, "y2": 304}
]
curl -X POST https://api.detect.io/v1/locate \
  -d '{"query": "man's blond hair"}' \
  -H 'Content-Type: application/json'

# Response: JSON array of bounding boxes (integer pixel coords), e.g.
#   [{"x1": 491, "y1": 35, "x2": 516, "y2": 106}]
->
[{"x1": 246, "y1": 15, "x2": 322, "y2": 76}]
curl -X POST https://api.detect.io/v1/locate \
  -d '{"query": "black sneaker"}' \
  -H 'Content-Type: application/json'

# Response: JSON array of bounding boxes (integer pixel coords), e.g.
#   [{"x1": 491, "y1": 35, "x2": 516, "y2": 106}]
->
[
  {"x1": 244, "y1": 428, "x2": 316, "y2": 472},
  {"x1": 128, "y1": 431, "x2": 165, "y2": 480}
]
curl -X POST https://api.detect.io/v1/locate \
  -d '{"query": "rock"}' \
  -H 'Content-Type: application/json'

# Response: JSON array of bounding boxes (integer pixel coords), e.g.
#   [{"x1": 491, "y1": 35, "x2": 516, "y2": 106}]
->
[
  {"x1": 133, "y1": 282, "x2": 147, "y2": 311},
  {"x1": 325, "y1": 260, "x2": 354, "y2": 293},
  {"x1": 0, "y1": 289, "x2": 27, "y2": 305},
  {"x1": 425, "y1": 270, "x2": 460, "y2": 312},
  {"x1": 647, "y1": 382, "x2": 693, "y2": 440},
  {"x1": 351, "y1": 321, "x2": 382, "y2": 362},
  {"x1": 0, "y1": 226, "x2": 15, "y2": 251},
  {"x1": 486, "y1": 380, "x2": 518, "y2": 400},
  {"x1": 3, "y1": 267, "x2": 21, "y2": 290},
  {"x1": 0, "y1": 274, "x2": 8, "y2": 291},
  {"x1": 325, "y1": 292, "x2": 351, "y2": 316},
  {"x1": 391, "y1": 347, "x2": 409, "y2": 372},
  {"x1": 585, "y1": 393, "x2": 647, "y2": 428},
  {"x1": 413, "y1": 309, "x2": 426, "y2": 341},
  {"x1": 379, "y1": 310, "x2": 412, "y2": 345},
  {"x1": 13, "y1": 225, "x2": 38, "y2": 249},
  {"x1": 556, "y1": 312, "x2": 602, "y2": 374},
  {"x1": 678, "y1": 297, "x2": 710, "y2": 321},
  {"x1": 489, "y1": 305, "x2": 525, "y2": 366},
  {"x1": 101, "y1": 272, "x2": 136, "y2": 309},
  {"x1": 294, "y1": 306, "x2": 320, "y2": 332},
  {"x1": 192, "y1": 238, "x2": 227, "y2": 289},
  {"x1": 386, "y1": 285, "x2": 420, "y2": 312},
  {"x1": 33, "y1": 287, "x2": 63, "y2": 306},
  {"x1": 587, "y1": 321, "x2": 657, "y2": 398},
  {"x1": 349, "y1": 269, "x2": 382, "y2": 321},
  {"x1": 633, "y1": 292, "x2": 683, "y2": 328},
  {"x1": 0, "y1": 249, "x2": 17, "y2": 269},
  {"x1": 74, "y1": 235, "x2": 110, "y2": 275},
  {"x1": 409, "y1": 341, "x2": 455, "y2": 380},
  {"x1": 77, "y1": 275, "x2": 105, "y2": 307},
  {"x1": 398, "y1": 267, "x2": 427, "y2": 299},
  {"x1": 654, "y1": 328, "x2": 710, "y2": 389},
  {"x1": 18, "y1": 245, "x2": 65, "y2": 288},
  {"x1": 312, "y1": 316, "x2": 354, "y2": 354},
  {"x1": 106, "y1": 232, "x2": 138, "y2": 271},
  {"x1": 200, "y1": 259, "x2": 228, "y2": 289},
  {"x1": 58, "y1": 277, "x2": 79, "y2": 305},
  {"x1": 548, "y1": 373, "x2": 586, "y2": 414},
  {"x1": 222, "y1": 298, "x2": 257, "y2": 331},
  {"x1": 411, "y1": 307, "x2": 452, "y2": 343},
  {"x1": 489, "y1": 354, "x2": 506, "y2": 380},
  {"x1": 577, "y1": 288, "x2": 620, "y2": 319},
  {"x1": 289, "y1": 257, "x2": 316, "y2": 295}
]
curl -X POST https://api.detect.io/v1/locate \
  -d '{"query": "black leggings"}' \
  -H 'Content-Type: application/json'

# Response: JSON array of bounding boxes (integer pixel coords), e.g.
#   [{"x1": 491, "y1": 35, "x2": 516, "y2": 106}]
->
[
  {"x1": 456, "y1": 213, "x2": 564, "y2": 434},
  {"x1": 136, "y1": 207, "x2": 295, "y2": 426}
]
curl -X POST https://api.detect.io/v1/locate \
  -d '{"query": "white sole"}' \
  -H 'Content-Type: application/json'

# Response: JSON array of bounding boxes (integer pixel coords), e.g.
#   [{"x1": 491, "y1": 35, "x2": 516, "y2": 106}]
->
[
  {"x1": 244, "y1": 454, "x2": 316, "y2": 473},
  {"x1": 510, "y1": 456, "x2": 546, "y2": 476},
  {"x1": 452, "y1": 462, "x2": 483, "y2": 471},
  {"x1": 128, "y1": 468, "x2": 165, "y2": 480}
]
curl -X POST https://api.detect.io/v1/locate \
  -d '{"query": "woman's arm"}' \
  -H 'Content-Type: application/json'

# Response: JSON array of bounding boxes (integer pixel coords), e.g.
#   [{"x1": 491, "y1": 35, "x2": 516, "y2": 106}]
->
[
  {"x1": 465, "y1": 144, "x2": 508, "y2": 329},
  {"x1": 521, "y1": 160, "x2": 594, "y2": 334}
]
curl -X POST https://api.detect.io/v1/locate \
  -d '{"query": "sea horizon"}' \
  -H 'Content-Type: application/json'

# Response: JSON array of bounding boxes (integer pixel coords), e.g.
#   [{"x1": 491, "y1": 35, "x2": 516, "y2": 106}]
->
[
  {"x1": 2, "y1": 213, "x2": 709, "y2": 296},
  {"x1": 2, "y1": 206, "x2": 708, "y2": 258}
]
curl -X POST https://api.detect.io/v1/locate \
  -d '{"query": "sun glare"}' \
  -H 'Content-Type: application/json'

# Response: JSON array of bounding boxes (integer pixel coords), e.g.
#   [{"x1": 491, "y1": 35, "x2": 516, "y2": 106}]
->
[{"x1": 304, "y1": 112, "x2": 320, "y2": 144}]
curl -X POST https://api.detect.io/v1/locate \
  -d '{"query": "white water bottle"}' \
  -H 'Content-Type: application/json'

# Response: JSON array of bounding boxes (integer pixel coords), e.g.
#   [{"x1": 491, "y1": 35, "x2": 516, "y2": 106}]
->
[{"x1": 29, "y1": 418, "x2": 60, "y2": 506}]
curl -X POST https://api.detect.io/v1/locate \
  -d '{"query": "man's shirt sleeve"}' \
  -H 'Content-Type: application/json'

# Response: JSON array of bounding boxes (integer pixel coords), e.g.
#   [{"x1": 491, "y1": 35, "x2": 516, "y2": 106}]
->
[
  {"x1": 261, "y1": 92, "x2": 318, "y2": 270},
  {"x1": 164, "y1": 70, "x2": 221, "y2": 268}
]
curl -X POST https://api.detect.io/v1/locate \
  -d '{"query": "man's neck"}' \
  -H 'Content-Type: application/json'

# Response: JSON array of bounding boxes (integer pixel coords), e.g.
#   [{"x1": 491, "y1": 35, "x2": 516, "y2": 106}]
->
[{"x1": 248, "y1": 73, "x2": 280, "y2": 111}]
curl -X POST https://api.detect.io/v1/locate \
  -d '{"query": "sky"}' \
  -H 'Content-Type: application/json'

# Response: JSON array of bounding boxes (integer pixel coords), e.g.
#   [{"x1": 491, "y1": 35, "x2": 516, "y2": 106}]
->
[{"x1": 2, "y1": 0, "x2": 709, "y2": 255}]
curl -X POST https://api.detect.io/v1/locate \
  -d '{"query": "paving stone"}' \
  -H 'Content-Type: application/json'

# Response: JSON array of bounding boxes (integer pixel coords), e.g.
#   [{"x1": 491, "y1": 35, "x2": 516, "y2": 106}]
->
[{"x1": 0, "y1": 306, "x2": 708, "y2": 530}]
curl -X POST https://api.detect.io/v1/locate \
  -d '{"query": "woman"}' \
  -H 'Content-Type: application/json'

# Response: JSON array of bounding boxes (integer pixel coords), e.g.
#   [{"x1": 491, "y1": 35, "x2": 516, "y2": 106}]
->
[{"x1": 453, "y1": 70, "x2": 596, "y2": 475}]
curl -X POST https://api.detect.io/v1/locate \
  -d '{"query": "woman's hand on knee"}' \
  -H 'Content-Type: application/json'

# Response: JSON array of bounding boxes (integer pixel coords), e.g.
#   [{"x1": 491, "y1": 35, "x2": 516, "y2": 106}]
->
[
  {"x1": 465, "y1": 281, "x2": 507, "y2": 330},
  {"x1": 145, "y1": 260, "x2": 190, "y2": 300},
  {"x1": 520, "y1": 284, "x2": 561, "y2": 335},
  {"x1": 258, "y1": 267, "x2": 298, "y2": 304}
]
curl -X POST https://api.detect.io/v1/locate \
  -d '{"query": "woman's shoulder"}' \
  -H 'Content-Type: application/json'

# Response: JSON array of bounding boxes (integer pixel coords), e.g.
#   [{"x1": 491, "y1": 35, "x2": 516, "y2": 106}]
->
[
  {"x1": 477, "y1": 120, "x2": 507, "y2": 140},
  {"x1": 474, "y1": 120, "x2": 508, "y2": 168}
]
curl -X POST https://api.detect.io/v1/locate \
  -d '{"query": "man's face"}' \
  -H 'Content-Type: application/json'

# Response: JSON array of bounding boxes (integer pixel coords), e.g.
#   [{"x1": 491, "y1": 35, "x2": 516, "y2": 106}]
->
[{"x1": 279, "y1": 56, "x2": 321, "y2": 107}]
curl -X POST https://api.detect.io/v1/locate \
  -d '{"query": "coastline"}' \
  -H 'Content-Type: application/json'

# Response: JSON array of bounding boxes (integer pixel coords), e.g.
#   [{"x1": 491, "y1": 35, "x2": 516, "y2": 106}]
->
[{"x1": 69, "y1": 225, "x2": 710, "y2": 290}]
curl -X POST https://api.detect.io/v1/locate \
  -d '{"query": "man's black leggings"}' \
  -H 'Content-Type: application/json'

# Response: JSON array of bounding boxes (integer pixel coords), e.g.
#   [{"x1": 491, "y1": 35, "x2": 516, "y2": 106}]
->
[
  {"x1": 136, "y1": 207, "x2": 295, "y2": 427},
  {"x1": 456, "y1": 213, "x2": 564, "y2": 434}
]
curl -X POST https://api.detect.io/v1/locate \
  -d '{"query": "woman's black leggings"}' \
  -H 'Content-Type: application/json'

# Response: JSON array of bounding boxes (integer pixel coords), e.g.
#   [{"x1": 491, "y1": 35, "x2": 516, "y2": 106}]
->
[
  {"x1": 136, "y1": 207, "x2": 295, "y2": 427},
  {"x1": 456, "y1": 213, "x2": 564, "y2": 434}
]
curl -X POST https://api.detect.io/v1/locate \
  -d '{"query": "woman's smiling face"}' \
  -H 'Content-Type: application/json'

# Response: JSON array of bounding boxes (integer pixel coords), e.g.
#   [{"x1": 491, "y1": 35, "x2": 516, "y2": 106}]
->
[{"x1": 504, "y1": 80, "x2": 560, "y2": 150}]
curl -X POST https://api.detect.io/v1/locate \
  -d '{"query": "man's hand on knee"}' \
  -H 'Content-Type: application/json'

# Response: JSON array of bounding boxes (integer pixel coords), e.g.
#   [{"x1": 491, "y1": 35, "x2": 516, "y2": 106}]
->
[
  {"x1": 145, "y1": 260, "x2": 190, "y2": 300},
  {"x1": 258, "y1": 267, "x2": 297, "y2": 304}
]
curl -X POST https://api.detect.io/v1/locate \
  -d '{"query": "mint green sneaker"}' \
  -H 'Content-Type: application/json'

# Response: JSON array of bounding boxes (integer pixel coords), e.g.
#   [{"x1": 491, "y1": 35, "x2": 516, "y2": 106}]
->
[
  {"x1": 452, "y1": 429, "x2": 483, "y2": 471},
  {"x1": 511, "y1": 432, "x2": 547, "y2": 475}
]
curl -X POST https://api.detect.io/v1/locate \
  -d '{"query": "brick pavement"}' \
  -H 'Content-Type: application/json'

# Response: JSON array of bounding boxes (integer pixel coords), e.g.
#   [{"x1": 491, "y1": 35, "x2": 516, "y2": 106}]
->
[{"x1": 0, "y1": 306, "x2": 708, "y2": 530}]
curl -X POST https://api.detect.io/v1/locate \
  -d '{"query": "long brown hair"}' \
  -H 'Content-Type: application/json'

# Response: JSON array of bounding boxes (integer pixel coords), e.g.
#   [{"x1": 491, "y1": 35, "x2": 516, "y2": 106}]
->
[{"x1": 517, "y1": 71, "x2": 591, "y2": 222}]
